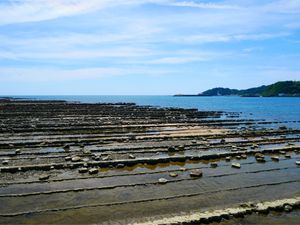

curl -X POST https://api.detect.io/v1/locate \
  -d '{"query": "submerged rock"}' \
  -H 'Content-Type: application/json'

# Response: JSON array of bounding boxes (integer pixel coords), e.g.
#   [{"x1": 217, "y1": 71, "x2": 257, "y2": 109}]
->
[
  {"x1": 231, "y1": 163, "x2": 241, "y2": 169},
  {"x1": 271, "y1": 156, "x2": 280, "y2": 161},
  {"x1": 210, "y1": 162, "x2": 218, "y2": 168},
  {"x1": 168, "y1": 146, "x2": 176, "y2": 152},
  {"x1": 158, "y1": 178, "x2": 168, "y2": 184},
  {"x1": 190, "y1": 169, "x2": 203, "y2": 177},
  {"x1": 279, "y1": 126, "x2": 287, "y2": 130}
]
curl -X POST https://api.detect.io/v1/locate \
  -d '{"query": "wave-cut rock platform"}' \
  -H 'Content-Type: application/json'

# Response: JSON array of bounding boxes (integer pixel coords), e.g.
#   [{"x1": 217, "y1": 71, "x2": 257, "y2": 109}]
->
[{"x1": 0, "y1": 99, "x2": 299, "y2": 224}]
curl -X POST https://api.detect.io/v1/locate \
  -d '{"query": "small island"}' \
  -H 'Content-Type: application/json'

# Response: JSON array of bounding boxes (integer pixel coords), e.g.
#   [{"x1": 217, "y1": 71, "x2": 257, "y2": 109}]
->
[{"x1": 175, "y1": 81, "x2": 300, "y2": 97}]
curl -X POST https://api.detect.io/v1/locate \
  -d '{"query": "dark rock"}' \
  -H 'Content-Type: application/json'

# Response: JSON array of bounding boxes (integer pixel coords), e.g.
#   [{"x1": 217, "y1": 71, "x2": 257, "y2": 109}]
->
[
  {"x1": 168, "y1": 146, "x2": 176, "y2": 152},
  {"x1": 279, "y1": 126, "x2": 287, "y2": 130},
  {"x1": 78, "y1": 167, "x2": 88, "y2": 173},
  {"x1": 63, "y1": 144, "x2": 70, "y2": 150},
  {"x1": 89, "y1": 168, "x2": 98, "y2": 174},
  {"x1": 210, "y1": 162, "x2": 218, "y2": 168},
  {"x1": 116, "y1": 163, "x2": 125, "y2": 168}
]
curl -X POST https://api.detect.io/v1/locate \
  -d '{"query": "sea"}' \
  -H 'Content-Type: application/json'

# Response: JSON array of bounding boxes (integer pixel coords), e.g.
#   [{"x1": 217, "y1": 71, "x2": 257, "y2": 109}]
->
[{"x1": 5, "y1": 95, "x2": 300, "y2": 128}]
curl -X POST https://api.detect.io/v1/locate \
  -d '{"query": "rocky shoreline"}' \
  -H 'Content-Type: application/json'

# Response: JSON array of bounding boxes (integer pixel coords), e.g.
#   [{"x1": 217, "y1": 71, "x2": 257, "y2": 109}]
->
[{"x1": 0, "y1": 99, "x2": 299, "y2": 224}]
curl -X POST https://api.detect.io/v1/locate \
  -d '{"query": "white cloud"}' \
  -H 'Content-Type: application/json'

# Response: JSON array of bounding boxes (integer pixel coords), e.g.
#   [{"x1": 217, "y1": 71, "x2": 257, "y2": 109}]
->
[
  {"x1": 0, "y1": 65, "x2": 174, "y2": 82},
  {"x1": 168, "y1": 1, "x2": 240, "y2": 10},
  {"x1": 0, "y1": 67, "x2": 124, "y2": 81},
  {"x1": 146, "y1": 50, "x2": 230, "y2": 64},
  {"x1": 263, "y1": 0, "x2": 300, "y2": 14},
  {"x1": 0, "y1": 0, "x2": 169, "y2": 25},
  {"x1": 173, "y1": 32, "x2": 290, "y2": 44},
  {"x1": 0, "y1": 47, "x2": 155, "y2": 60},
  {"x1": 148, "y1": 56, "x2": 206, "y2": 64}
]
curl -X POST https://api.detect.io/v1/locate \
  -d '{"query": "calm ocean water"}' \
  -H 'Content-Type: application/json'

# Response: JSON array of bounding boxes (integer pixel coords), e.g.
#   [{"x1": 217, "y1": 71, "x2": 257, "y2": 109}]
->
[{"x1": 6, "y1": 95, "x2": 300, "y2": 126}]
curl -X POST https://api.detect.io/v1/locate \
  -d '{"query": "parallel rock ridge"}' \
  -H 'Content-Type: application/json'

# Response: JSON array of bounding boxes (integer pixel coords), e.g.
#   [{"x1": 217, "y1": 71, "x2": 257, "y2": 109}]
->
[
  {"x1": 0, "y1": 99, "x2": 299, "y2": 224},
  {"x1": 133, "y1": 197, "x2": 300, "y2": 225}
]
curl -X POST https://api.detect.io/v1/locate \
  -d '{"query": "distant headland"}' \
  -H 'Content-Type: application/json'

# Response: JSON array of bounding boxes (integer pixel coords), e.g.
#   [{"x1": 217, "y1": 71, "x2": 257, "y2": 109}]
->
[{"x1": 174, "y1": 81, "x2": 300, "y2": 97}]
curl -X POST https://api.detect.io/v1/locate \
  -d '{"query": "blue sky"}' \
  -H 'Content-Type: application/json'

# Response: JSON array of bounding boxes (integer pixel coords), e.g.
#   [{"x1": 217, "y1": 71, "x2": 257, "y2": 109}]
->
[{"x1": 0, "y1": 0, "x2": 300, "y2": 95}]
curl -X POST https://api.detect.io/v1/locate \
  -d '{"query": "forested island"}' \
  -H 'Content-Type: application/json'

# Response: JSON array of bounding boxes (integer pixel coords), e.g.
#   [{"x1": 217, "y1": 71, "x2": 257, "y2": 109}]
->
[{"x1": 175, "y1": 81, "x2": 300, "y2": 97}]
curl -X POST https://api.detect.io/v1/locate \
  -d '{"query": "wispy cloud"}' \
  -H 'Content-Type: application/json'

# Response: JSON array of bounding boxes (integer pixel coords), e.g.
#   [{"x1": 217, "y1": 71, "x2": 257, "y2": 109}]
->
[
  {"x1": 0, "y1": 47, "x2": 155, "y2": 61},
  {"x1": 169, "y1": 32, "x2": 291, "y2": 44},
  {"x1": 0, "y1": 0, "x2": 178, "y2": 25},
  {"x1": 0, "y1": 65, "x2": 174, "y2": 82},
  {"x1": 0, "y1": 67, "x2": 124, "y2": 82},
  {"x1": 168, "y1": 1, "x2": 240, "y2": 9},
  {"x1": 0, "y1": 0, "x2": 300, "y2": 94}
]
